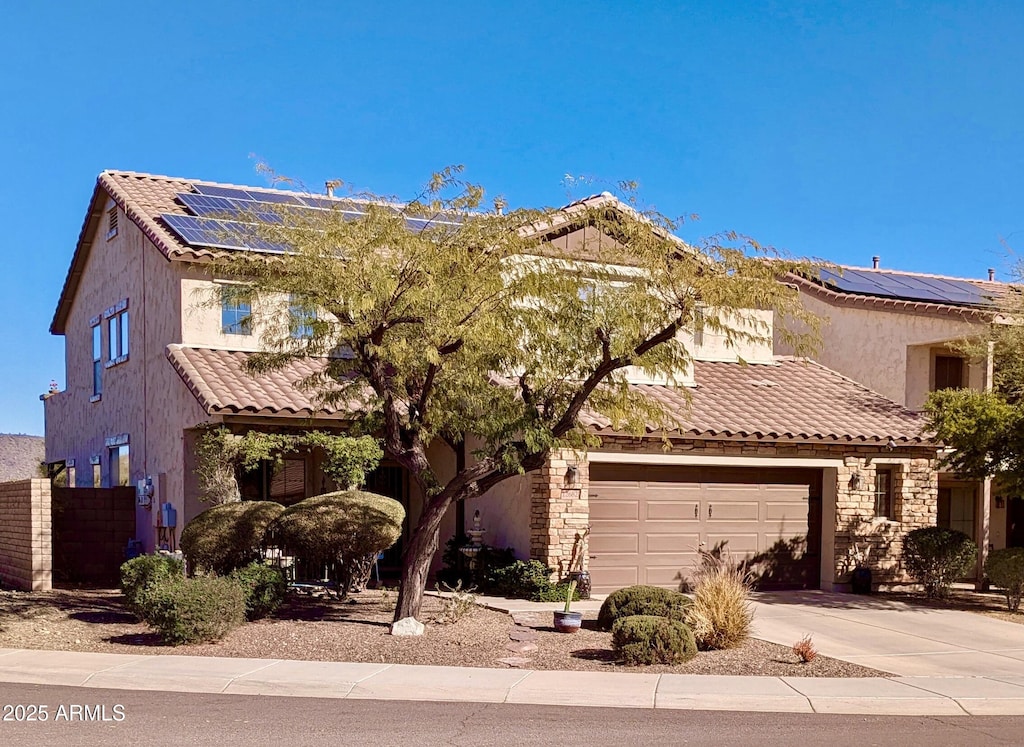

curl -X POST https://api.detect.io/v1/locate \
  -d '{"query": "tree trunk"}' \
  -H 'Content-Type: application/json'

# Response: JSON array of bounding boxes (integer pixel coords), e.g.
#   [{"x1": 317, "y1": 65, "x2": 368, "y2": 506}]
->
[{"x1": 393, "y1": 493, "x2": 452, "y2": 622}]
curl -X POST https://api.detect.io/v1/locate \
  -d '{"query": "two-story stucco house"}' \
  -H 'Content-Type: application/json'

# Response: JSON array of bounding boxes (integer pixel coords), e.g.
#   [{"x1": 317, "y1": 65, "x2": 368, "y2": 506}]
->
[
  {"x1": 783, "y1": 263, "x2": 1007, "y2": 581},
  {"x1": 45, "y1": 171, "x2": 942, "y2": 592}
]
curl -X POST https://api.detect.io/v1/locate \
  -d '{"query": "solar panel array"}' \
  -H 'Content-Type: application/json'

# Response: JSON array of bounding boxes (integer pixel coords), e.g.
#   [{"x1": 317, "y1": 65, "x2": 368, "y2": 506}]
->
[
  {"x1": 159, "y1": 184, "x2": 464, "y2": 253},
  {"x1": 818, "y1": 268, "x2": 990, "y2": 306}
]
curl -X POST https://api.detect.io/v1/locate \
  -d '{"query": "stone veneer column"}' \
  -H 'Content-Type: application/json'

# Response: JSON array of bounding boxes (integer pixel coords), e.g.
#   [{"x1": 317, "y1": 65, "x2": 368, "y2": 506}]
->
[
  {"x1": 530, "y1": 450, "x2": 589, "y2": 578},
  {"x1": 833, "y1": 455, "x2": 938, "y2": 586}
]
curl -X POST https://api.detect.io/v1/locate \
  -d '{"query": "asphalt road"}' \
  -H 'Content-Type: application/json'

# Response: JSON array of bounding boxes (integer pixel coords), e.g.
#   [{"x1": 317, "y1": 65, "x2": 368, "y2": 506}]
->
[{"x1": 0, "y1": 682, "x2": 1021, "y2": 746}]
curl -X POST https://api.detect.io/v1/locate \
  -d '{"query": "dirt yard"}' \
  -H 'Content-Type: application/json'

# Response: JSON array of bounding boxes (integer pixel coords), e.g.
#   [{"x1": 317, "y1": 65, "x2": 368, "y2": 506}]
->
[{"x1": 0, "y1": 586, "x2": 887, "y2": 677}]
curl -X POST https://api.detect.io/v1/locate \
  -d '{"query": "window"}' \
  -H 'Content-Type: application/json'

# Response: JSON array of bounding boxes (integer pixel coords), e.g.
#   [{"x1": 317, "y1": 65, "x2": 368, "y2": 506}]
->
[
  {"x1": 103, "y1": 300, "x2": 129, "y2": 367},
  {"x1": 66, "y1": 459, "x2": 76, "y2": 488},
  {"x1": 90, "y1": 456, "x2": 101, "y2": 488},
  {"x1": 289, "y1": 295, "x2": 315, "y2": 339},
  {"x1": 109, "y1": 444, "x2": 130, "y2": 487},
  {"x1": 91, "y1": 322, "x2": 102, "y2": 399},
  {"x1": 107, "y1": 310, "x2": 129, "y2": 364},
  {"x1": 874, "y1": 467, "x2": 895, "y2": 520},
  {"x1": 221, "y1": 288, "x2": 252, "y2": 335},
  {"x1": 938, "y1": 486, "x2": 976, "y2": 540},
  {"x1": 269, "y1": 457, "x2": 306, "y2": 504},
  {"x1": 934, "y1": 355, "x2": 965, "y2": 391}
]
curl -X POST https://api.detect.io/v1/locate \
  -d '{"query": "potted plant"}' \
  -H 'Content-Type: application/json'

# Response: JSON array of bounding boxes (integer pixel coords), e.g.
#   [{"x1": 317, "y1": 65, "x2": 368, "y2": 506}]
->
[
  {"x1": 553, "y1": 527, "x2": 589, "y2": 633},
  {"x1": 850, "y1": 542, "x2": 872, "y2": 595}
]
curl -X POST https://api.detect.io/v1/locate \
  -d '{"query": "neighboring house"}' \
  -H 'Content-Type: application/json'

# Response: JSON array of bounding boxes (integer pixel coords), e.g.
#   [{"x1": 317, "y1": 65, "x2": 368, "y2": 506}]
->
[
  {"x1": 782, "y1": 263, "x2": 1005, "y2": 581},
  {"x1": 0, "y1": 434, "x2": 45, "y2": 482},
  {"x1": 45, "y1": 171, "x2": 941, "y2": 593}
]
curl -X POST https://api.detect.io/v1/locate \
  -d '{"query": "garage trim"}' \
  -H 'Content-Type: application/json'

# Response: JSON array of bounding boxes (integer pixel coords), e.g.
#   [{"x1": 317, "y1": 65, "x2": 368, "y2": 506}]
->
[{"x1": 589, "y1": 452, "x2": 843, "y2": 468}]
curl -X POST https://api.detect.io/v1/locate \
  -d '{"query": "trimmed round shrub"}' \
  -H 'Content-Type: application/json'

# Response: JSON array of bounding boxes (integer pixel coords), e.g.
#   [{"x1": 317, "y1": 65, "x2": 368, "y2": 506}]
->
[
  {"x1": 269, "y1": 490, "x2": 404, "y2": 597},
  {"x1": 901, "y1": 526, "x2": 978, "y2": 599},
  {"x1": 144, "y1": 575, "x2": 246, "y2": 645},
  {"x1": 230, "y1": 562, "x2": 288, "y2": 620},
  {"x1": 486, "y1": 560, "x2": 576, "y2": 602},
  {"x1": 597, "y1": 585, "x2": 691, "y2": 630},
  {"x1": 611, "y1": 615, "x2": 698, "y2": 665},
  {"x1": 180, "y1": 501, "x2": 285, "y2": 575},
  {"x1": 985, "y1": 547, "x2": 1024, "y2": 612},
  {"x1": 120, "y1": 554, "x2": 184, "y2": 617}
]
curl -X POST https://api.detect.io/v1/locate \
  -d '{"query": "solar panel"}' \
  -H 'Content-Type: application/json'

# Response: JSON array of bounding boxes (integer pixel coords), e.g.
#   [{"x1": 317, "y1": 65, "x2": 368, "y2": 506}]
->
[
  {"x1": 160, "y1": 214, "x2": 289, "y2": 253},
  {"x1": 819, "y1": 268, "x2": 990, "y2": 306}
]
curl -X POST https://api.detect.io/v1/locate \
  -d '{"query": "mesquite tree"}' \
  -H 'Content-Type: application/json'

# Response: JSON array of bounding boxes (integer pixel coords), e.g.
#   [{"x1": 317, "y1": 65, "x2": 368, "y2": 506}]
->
[{"x1": 211, "y1": 167, "x2": 821, "y2": 622}]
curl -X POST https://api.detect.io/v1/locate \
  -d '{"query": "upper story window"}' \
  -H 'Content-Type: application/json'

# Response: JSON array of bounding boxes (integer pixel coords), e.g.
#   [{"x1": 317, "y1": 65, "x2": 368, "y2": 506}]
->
[
  {"x1": 221, "y1": 288, "x2": 252, "y2": 335},
  {"x1": 289, "y1": 295, "x2": 316, "y2": 339},
  {"x1": 91, "y1": 320, "x2": 102, "y2": 400},
  {"x1": 104, "y1": 299, "x2": 129, "y2": 366},
  {"x1": 874, "y1": 466, "x2": 896, "y2": 520},
  {"x1": 934, "y1": 355, "x2": 965, "y2": 391}
]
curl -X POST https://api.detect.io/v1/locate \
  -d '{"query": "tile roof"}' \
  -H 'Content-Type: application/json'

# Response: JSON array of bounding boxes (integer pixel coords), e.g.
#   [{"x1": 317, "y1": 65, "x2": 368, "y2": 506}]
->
[
  {"x1": 169, "y1": 346, "x2": 931, "y2": 445},
  {"x1": 789, "y1": 264, "x2": 1011, "y2": 319},
  {"x1": 0, "y1": 434, "x2": 45, "y2": 482},
  {"x1": 581, "y1": 357, "x2": 930, "y2": 444},
  {"x1": 166, "y1": 345, "x2": 362, "y2": 419}
]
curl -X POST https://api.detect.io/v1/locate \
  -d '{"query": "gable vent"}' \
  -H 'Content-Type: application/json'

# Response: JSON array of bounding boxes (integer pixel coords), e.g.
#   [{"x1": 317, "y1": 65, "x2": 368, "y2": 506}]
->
[{"x1": 106, "y1": 207, "x2": 118, "y2": 240}]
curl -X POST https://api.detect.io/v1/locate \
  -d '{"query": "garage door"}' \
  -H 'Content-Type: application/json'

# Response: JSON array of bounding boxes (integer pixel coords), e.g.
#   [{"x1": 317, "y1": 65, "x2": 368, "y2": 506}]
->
[{"x1": 588, "y1": 464, "x2": 822, "y2": 593}]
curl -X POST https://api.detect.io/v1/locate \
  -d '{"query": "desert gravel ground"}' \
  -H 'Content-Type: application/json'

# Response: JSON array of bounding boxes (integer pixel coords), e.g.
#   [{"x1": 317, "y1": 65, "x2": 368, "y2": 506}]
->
[{"x1": 0, "y1": 587, "x2": 892, "y2": 677}]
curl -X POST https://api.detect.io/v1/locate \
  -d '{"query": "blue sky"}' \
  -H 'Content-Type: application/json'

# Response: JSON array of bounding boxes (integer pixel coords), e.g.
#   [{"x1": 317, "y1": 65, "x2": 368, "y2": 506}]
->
[{"x1": 2, "y1": 1, "x2": 1023, "y2": 436}]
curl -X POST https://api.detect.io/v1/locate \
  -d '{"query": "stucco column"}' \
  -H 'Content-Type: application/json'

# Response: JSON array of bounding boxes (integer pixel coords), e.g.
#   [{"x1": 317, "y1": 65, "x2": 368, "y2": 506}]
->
[{"x1": 530, "y1": 450, "x2": 589, "y2": 578}]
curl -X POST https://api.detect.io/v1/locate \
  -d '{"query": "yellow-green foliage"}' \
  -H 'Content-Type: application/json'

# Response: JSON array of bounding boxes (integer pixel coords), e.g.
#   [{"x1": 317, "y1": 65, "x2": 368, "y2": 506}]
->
[
  {"x1": 687, "y1": 561, "x2": 754, "y2": 650},
  {"x1": 209, "y1": 166, "x2": 825, "y2": 618},
  {"x1": 145, "y1": 576, "x2": 246, "y2": 645},
  {"x1": 269, "y1": 490, "x2": 404, "y2": 596},
  {"x1": 180, "y1": 501, "x2": 285, "y2": 575}
]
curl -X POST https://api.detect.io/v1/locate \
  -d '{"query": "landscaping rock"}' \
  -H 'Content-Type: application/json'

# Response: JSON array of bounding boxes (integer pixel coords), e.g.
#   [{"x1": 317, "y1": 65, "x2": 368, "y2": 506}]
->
[
  {"x1": 496, "y1": 656, "x2": 532, "y2": 668},
  {"x1": 506, "y1": 641, "x2": 538, "y2": 653},
  {"x1": 389, "y1": 617, "x2": 425, "y2": 636},
  {"x1": 509, "y1": 627, "x2": 539, "y2": 642},
  {"x1": 511, "y1": 613, "x2": 542, "y2": 627}
]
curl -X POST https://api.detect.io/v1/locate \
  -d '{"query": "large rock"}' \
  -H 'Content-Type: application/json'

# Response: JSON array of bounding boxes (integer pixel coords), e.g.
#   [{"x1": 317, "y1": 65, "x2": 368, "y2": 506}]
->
[{"x1": 390, "y1": 617, "x2": 425, "y2": 636}]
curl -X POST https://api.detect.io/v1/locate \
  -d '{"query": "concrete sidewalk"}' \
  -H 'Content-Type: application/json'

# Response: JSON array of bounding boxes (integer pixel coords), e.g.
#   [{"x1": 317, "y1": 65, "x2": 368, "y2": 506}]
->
[{"x1": 1, "y1": 647, "x2": 1024, "y2": 715}]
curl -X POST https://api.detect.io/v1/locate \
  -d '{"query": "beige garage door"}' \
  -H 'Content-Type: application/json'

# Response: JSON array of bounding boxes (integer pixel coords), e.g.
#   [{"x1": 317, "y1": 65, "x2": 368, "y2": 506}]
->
[{"x1": 588, "y1": 464, "x2": 822, "y2": 593}]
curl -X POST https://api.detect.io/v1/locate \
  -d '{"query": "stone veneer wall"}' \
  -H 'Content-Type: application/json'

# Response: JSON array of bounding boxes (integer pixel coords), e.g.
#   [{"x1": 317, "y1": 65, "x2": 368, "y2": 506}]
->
[
  {"x1": 530, "y1": 450, "x2": 590, "y2": 578},
  {"x1": 529, "y1": 437, "x2": 939, "y2": 588},
  {"x1": 0, "y1": 479, "x2": 52, "y2": 591},
  {"x1": 833, "y1": 456, "x2": 938, "y2": 586}
]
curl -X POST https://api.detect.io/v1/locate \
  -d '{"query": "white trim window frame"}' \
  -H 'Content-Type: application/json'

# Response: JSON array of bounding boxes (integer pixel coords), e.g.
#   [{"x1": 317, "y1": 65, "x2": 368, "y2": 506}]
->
[{"x1": 104, "y1": 299, "x2": 130, "y2": 367}]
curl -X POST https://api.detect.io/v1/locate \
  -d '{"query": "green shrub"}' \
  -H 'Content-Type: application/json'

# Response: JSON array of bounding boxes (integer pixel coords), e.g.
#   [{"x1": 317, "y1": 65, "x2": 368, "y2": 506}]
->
[
  {"x1": 484, "y1": 559, "x2": 578, "y2": 602},
  {"x1": 687, "y1": 559, "x2": 753, "y2": 650},
  {"x1": 437, "y1": 538, "x2": 516, "y2": 590},
  {"x1": 985, "y1": 547, "x2": 1024, "y2": 612},
  {"x1": 902, "y1": 526, "x2": 978, "y2": 599},
  {"x1": 597, "y1": 585, "x2": 690, "y2": 630},
  {"x1": 230, "y1": 562, "x2": 288, "y2": 620},
  {"x1": 144, "y1": 575, "x2": 246, "y2": 645},
  {"x1": 611, "y1": 615, "x2": 697, "y2": 665},
  {"x1": 119, "y1": 554, "x2": 184, "y2": 616},
  {"x1": 269, "y1": 490, "x2": 404, "y2": 598},
  {"x1": 180, "y1": 501, "x2": 285, "y2": 575}
]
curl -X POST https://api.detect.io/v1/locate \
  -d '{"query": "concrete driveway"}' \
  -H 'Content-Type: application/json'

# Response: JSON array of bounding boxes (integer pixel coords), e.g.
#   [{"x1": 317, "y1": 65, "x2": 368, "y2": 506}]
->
[{"x1": 751, "y1": 590, "x2": 1024, "y2": 677}]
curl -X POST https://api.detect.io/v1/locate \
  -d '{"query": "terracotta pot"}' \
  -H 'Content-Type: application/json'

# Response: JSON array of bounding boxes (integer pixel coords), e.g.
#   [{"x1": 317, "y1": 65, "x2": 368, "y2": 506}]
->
[{"x1": 553, "y1": 610, "x2": 582, "y2": 633}]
